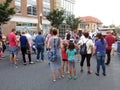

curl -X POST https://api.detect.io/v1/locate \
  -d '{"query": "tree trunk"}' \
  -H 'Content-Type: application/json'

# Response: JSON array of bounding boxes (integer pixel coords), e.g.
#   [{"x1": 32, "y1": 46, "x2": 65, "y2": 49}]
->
[{"x1": 0, "y1": 24, "x2": 2, "y2": 41}]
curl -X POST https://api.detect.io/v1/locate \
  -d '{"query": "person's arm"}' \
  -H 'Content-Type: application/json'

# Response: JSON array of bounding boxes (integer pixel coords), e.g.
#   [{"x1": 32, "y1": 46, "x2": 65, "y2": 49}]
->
[{"x1": 60, "y1": 38, "x2": 63, "y2": 48}]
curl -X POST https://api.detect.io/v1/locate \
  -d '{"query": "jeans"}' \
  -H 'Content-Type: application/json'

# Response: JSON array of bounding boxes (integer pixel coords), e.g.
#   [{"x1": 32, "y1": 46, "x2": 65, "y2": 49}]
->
[
  {"x1": 36, "y1": 45, "x2": 44, "y2": 60},
  {"x1": 96, "y1": 52, "x2": 106, "y2": 74}
]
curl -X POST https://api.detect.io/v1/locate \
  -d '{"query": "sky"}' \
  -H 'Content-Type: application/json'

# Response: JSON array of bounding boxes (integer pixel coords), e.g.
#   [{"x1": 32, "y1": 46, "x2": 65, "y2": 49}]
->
[{"x1": 74, "y1": 0, "x2": 120, "y2": 26}]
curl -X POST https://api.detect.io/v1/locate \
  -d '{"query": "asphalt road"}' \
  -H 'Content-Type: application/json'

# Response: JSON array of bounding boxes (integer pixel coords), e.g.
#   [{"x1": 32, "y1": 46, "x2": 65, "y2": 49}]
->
[{"x1": 0, "y1": 50, "x2": 120, "y2": 90}]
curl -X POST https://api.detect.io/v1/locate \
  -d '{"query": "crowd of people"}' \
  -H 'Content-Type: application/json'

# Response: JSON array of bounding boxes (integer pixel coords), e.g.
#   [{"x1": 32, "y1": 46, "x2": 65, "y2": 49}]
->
[{"x1": 0, "y1": 28, "x2": 116, "y2": 82}]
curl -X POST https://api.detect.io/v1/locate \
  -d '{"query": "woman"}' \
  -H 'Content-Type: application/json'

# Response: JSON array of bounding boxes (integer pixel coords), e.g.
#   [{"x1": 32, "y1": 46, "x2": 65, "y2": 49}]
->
[
  {"x1": 94, "y1": 33, "x2": 107, "y2": 76},
  {"x1": 47, "y1": 28, "x2": 64, "y2": 82},
  {"x1": 78, "y1": 32, "x2": 93, "y2": 74}
]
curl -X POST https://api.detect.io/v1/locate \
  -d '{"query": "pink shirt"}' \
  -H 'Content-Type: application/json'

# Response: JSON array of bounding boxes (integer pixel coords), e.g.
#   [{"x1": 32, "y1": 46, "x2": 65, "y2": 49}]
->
[{"x1": 8, "y1": 32, "x2": 17, "y2": 47}]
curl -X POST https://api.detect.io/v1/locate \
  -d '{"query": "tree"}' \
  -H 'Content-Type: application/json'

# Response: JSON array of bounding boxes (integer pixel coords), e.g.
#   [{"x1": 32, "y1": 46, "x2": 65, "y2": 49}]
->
[
  {"x1": 66, "y1": 14, "x2": 80, "y2": 30},
  {"x1": 0, "y1": 0, "x2": 15, "y2": 31},
  {"x1": 46, "y1": 9, "x2": 65, "y2": 28}
]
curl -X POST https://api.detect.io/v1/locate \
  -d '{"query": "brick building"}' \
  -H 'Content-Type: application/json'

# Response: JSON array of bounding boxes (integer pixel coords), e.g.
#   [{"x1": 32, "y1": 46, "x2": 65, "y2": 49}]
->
[{"x1": 0, "y1": 0, "x2": 75, "y2": 35}]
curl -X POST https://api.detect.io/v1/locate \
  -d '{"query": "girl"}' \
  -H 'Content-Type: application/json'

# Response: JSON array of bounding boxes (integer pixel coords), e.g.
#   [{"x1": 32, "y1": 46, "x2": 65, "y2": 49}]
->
[
  {"x1": 61, "y1": 42, "x2": 69, "y2": 74},
  {"x1": 66, "y1": 42, "x2": 77, "y2": 80},
  {"x1": 94, "y1": 33, "x2": 107, "y2": 76}
]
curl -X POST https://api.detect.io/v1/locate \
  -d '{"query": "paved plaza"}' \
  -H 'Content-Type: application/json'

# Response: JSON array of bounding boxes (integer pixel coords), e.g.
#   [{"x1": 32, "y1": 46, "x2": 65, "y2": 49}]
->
[{"x1": 0, "y1": 50, "x2": 120, "y2": 90}]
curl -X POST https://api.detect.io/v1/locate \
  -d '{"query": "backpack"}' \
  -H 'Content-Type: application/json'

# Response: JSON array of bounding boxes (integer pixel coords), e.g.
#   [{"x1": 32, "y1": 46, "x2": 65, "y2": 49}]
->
[
  {"x1": 80, "y1": 40, "x2": 88, "y2": 55},
  {"x1": 48, "y1": 38, "x2": 60, "y2": 62}
]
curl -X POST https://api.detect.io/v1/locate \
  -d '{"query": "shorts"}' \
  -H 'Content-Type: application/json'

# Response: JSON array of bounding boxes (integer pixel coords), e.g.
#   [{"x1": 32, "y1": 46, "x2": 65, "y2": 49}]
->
[
  {"x1": 68, "y1": 60, "x2": 75, "y2": 68},
  {"x1": 62, "y1": 59, "x2": 68, "y2": 61},
  {"x1": 9, "y1": 46, "x2": 18, "y2": 55}
]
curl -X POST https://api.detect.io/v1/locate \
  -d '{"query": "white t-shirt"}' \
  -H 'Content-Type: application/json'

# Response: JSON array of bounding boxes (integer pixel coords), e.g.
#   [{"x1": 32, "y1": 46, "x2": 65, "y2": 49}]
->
[{"x1": 78, "y1": 38, "x2": 93, "y2": 54}]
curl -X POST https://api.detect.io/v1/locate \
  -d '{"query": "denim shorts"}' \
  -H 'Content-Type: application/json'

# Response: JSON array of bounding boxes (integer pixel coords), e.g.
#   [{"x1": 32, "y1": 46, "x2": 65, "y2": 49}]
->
[
  {"x1": 68, "y1": 60, "x2": 75, "y2": 68},
  {"x1": 9, "y1": 46, "x2": 18, "y2": 55}
]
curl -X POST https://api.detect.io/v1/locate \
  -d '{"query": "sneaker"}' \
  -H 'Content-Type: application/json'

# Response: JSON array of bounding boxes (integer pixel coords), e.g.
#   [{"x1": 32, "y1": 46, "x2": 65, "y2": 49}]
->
[
  {"x1": 74, "y1": 76, "x2": 77, "y2": 80},
  {"x1": 53, "y1": 80, "x2": 56, "y2": 82},
  {"x1": 88, "y1": 71, "x2": 92, "y2": 74},
  {"x1": 29, "y1": 61, "x2": 34, "y2": 64},
  {"x1": 59, "y1": 75, "x2": 64, "y2": 79},
  {"x1": 36, "y1": 60, "x2": 39, "y2": 62},
  {"x1": 23, "y1": 63, "x2": 27, "y2": 65},
  {"x1": 14, "y1": 64, "x2": 18, "y2": 68},
  {"x1": 66, "y1": 71, "x2": 70, "y2": 74},
  {"x1": 95, "y1": 73, "x2": 99, "y2": 76},
  {"x1": 68, "y1": 76, "x2": 72, "y2": 80},
  {"x1": 103, "y1": 73, "x2": 106, "y2": 76}
]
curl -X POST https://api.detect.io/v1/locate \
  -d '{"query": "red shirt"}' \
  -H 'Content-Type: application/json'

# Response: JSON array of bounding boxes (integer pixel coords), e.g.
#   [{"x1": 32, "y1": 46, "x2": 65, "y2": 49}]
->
[
  {"x1": 61, "y1": 48, "x2": 68, "y2": 60},
  {"x1": 8, "y1": 32, "x2": 17, "y2": 47},
  {"x1": 105, "y1": 34, "x2": 115, "y2": 50}
]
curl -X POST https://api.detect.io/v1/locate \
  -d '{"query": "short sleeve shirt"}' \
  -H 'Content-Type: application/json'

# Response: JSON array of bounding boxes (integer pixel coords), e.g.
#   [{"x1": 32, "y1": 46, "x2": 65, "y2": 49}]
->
[
  {"x1": 78, "y1": 38, "x2": 93, "y2": 54},
  {"x1": 8, "y1": 32, "x2": 17, "y2": 47},
  {"x1": 95, "y1": 39, "x2": 107, "y2": 53},
  {"x1": 66, "y1": 49, "x2": 76, "y2": 61}
]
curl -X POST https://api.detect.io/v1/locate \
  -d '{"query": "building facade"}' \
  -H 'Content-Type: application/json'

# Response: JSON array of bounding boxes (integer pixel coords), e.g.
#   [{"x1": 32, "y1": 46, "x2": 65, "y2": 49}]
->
[
  {"x1": 78, "y1": 16, "x2": 102, "y2": 32},
  {"x1": 0, "y1": 0, "x2": 75, "y2": 35}
]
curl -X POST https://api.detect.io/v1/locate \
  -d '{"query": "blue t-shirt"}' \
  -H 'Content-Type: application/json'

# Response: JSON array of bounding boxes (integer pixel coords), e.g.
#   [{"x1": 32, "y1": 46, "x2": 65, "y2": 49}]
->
[
  {"x1": 35, "y1": 34, "x2": 45, "y2": 46},
  {"x1": 20, "y1": 36, "x2": 28, "y2": 48},
  {"x1": 95, "y1": 39, "x2": 107, "y2": 53},
  {"x1": 66, "y1": 49, "x2": 76, "y2": 61}
]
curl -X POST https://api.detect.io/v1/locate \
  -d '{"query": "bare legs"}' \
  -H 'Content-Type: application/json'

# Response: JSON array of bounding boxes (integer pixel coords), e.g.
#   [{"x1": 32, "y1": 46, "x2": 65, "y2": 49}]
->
[
  {"x1": 52, "y1": 68, "x2": 63, "y2": 81},
  {"x1": 9, "y1": 54, "x2": 17, "y2": 64},
  {"x1": 62, "y1": 61, "x2": 69, "y2": 74}
]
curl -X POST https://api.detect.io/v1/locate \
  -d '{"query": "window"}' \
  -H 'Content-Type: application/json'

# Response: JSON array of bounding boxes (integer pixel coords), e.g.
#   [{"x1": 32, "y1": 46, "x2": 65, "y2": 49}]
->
[
  {"x1": 43, "y1": 0, "x2": 50, "y2": 3},
  {"x1": 43, "y1": 0, "x2": 50, "y2": 16},
  {"x1": 15, "y1": 0, "x2": 21, "y2": 13},
  {"x1": 27, "y1": 0, "x2": 37, "y2": 15}
]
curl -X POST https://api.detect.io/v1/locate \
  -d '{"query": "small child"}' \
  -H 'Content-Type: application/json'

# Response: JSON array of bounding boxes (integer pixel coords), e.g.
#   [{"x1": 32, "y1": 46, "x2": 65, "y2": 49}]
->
[
  {"x1": 66, "y1": 42, "x2": 77, "y2": 80},
  {"x1": 32, "y1": 43, "x2": 37, "y2": 54},
  {"x1": 0, "y1": 41, "x2": 3, "y2": 59},
  {"x1": 61, "y1": 42, "x2": 69, "y2": 74}
]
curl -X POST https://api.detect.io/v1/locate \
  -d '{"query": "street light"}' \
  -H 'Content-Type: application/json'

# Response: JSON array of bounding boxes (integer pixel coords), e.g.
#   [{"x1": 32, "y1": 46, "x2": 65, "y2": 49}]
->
[
  {"x1": 38, "y1": 13, "x2": 42, "y2": 32},
  {"x1": 40, "y1": 13, "x2": 42, "y2": 30}
]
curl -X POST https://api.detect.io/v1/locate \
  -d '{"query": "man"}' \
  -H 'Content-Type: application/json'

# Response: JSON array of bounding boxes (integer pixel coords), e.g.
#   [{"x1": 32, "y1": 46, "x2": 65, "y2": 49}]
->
[
  {"x1": 35, "y1": 31, "x2": 45, "y2": 62},
  {"x1": 105, "y1": 31, "x2": 115, "y2": 65},
  {"x1": 20, "y1": 32, "x2": 34, "y2": 65},
  {"x1": 8, "y1": 29, "x2": 18, "y2": 67}
]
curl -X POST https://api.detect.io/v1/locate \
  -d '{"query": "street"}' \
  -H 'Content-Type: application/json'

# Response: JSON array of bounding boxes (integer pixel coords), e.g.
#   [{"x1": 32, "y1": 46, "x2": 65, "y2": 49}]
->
[{"x1": 0, "y1": 50, "x2": 120, "y2": 90}]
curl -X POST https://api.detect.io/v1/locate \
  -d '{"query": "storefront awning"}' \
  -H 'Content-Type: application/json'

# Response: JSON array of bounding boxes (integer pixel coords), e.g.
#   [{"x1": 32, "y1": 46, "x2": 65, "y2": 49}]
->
[{"x1": 10, "y1": 16, "x2": 51, "y2": 25}]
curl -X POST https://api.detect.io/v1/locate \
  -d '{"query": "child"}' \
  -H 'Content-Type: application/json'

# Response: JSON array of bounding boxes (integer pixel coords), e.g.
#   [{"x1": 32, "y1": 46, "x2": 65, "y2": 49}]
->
[
  {"x1": 0, "y1": 41, "x2": 3, "y2": 59},
  {"x1": 66, "y1": 42, "x2": 77, "y2": 80},
  {"x1": 61, "y1": 42, "x2": 69, "y2": 74},
  {"x1": 32, "y1": 43, "x2": 37, "y2": 54}
]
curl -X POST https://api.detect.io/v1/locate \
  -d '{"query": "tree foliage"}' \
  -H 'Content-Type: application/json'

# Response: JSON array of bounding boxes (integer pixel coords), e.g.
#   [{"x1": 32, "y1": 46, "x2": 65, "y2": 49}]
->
[
  {"x1": 0, "y1": 0, "x2": 15, "y2": 25},
  {"x1": 66, "y1": 14, "x2": 81, "y2": 30},
  {"x1": 46, "y1": 9, "x2": 65, "y2": 28}
]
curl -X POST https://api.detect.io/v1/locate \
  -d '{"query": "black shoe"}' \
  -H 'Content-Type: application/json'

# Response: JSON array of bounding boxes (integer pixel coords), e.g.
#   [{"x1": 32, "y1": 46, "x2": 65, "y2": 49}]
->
[
  {"x1": 105, "y1": 63, "x2": 109, "y2": 65},
  {"x1": 95, "y1": 73, "x2": 99, "y2": 76},
  {"x1": 103, "y1": 73, "x2": 106, "y2": 76},
  {"x1": 23, "y1": 63, "x2": 27, "y2": 65},
  {"x1": 80, "y1": 69, "x2": 83, "y2": 72}
]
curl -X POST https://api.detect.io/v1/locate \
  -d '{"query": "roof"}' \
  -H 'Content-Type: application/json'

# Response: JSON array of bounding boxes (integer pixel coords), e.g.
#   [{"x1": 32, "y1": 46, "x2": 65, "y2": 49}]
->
[{"x1": 80, "y1": 16, "x2": 102, "y2": 24}]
